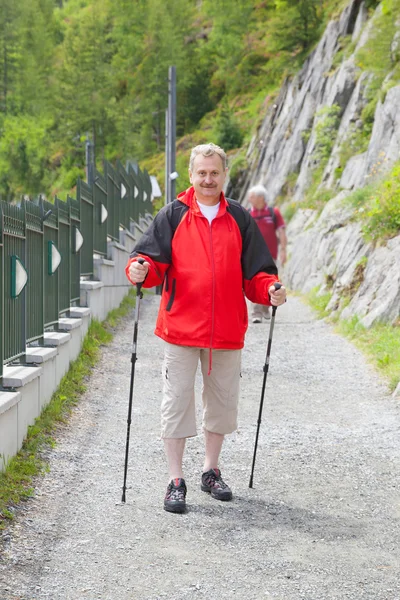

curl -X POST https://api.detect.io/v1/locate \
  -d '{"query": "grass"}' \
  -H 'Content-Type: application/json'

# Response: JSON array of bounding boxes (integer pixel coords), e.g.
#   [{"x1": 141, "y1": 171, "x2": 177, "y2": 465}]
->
[
  {"x1": 343, "y1": 162, "x2": 400, "y2": 242},
  {"x1": 306, "y1": 286, "x2": 400, "y2": 393},
  {"x1": 337, "y1": 317, "x2": 400, "y2": 392},
  {"x1": 307, "y1": 286, "x2": 333, "y2": 319},
  {"x1": 0, "y1": 289, "x2": 137, "y2": 530}
]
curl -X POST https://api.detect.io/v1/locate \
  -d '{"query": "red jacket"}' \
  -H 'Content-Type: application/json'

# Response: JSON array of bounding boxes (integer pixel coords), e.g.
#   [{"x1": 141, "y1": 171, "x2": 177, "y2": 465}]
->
[{"x1": 125, "y1": 187, "x2": 279, "y2": 350}]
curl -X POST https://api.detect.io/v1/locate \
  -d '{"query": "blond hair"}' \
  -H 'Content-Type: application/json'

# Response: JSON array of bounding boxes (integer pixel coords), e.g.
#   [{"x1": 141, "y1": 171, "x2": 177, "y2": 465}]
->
[{"x1": 189, "y1": 143, "x2": 227, "y2": 171}]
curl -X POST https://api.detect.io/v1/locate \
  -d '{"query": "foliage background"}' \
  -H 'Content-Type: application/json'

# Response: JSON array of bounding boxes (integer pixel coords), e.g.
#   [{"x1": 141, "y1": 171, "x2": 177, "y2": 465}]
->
[{"x1": 0, "y1": 0, "x2": 359, "y2": 199}]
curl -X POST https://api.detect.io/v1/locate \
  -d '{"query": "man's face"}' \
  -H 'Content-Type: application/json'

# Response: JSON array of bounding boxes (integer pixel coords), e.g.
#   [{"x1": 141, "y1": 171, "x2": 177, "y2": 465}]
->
[
  {"x1": 189, "y1": 154, "x2": 227, "y2": 205},
  {"x1": 248, "y1": 193, "x2": 266, "y2": 210}
]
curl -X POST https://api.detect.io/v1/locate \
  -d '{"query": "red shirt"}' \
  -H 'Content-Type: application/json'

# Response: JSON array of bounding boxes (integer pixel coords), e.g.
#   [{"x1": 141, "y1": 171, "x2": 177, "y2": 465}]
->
[{"x1": 249, "y1": 206, "x2": 285, "y2": 260}]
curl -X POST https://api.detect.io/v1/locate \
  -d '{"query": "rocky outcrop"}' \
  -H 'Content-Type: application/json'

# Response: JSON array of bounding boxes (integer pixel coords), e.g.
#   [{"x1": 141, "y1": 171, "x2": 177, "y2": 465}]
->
[
  {"x1": 340, "y1": 235, "x2": 400, "y2": 327},
  {"x1": 284, "y1": 195, "x2": 400, "y2": 327},
  {"x1": 339, "y1": 84, "x2": 400, "y2": 190}
]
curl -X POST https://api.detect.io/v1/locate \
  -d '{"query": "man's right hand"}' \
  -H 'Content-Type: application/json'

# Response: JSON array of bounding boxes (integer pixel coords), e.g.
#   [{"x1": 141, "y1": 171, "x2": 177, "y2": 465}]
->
[{"x1": 129, "y1": 259, "x2": 150, "y2": 283}]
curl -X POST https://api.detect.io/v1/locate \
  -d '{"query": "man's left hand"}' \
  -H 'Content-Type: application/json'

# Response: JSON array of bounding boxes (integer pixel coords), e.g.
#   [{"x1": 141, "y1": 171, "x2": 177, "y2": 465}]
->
[{"x1": 268, "y1": 283, "x2": 287, "y2": 306}]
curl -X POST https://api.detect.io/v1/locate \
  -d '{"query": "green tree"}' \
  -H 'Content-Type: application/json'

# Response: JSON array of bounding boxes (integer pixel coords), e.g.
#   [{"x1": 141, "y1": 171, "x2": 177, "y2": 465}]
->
[
  {"x1": 271, "y1": 0, "x2": 323, "y2": 54},
  {"x1": 0, "y1": 0, "x2": 22, "y2": 115},
  {"x1": 109, "y1": 0, "x2": 197, "y2": 156},
  {"x1": 15, "y1": 0, "x2": 57, "y2": 115},
  {"x1": 214, "y1": 104, "x2": 243, "y2": 150},
  {"x1": 0, "y1": 114, "x2": 52, "y2": 196},
  {"x1": 54, "y1": 0, "x2": 115, "y2": 171},
  {"x1": 0, "y1": 0, "x2": 58, "y2": 195},
  {"x1": 198, "y1": 0, "x2": 255, "y2": 99}
]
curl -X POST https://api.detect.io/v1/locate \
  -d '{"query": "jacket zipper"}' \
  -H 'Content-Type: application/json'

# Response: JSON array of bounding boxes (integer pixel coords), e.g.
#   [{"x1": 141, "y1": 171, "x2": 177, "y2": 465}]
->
[{"x1": 209, "y1": 221, "x2": 215, "y2": 374}]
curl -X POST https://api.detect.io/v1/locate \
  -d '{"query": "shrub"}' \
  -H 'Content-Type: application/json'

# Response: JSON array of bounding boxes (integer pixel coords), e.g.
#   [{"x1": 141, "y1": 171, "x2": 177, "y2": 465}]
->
[
  {"x1": 314, "y1": 104, "x2": 341, "y2": 162},
  {"x1": 229, "y1": 152, "x2": 248, "y2": 187},
  {"x1": 282, "y1": 201, "x2": 298, "y2": 223},
  {"x1": 214, "y1": 105, "x2": 244, "y2": 151},
  {"x1": 362, "y1": 163, "x2": 400, "y2": 240}
]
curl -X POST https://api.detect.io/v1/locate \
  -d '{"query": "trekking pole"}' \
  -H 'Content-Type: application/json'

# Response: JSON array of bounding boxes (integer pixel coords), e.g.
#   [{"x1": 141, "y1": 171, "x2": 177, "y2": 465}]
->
[
  {"x1": 122, "y1": 258, "x2": 145, "y2": 503},
  {"x1": 249, "y1": 282, "x2": 282, "y2": 489}
]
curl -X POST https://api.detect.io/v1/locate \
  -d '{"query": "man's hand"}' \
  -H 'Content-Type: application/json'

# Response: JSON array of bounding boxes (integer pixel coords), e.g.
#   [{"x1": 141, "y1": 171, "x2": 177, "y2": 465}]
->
[
  {"x1": 268, "y1": 283, "x2": 287, "y2": 306},
  {"x1": 129, "y1": 259, "x2": 150, "y2": 283}
]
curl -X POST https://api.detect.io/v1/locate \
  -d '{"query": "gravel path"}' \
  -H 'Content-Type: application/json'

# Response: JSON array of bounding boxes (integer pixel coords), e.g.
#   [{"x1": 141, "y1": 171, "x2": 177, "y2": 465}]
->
[{"x1": 0, "y1": 293, "x2": 399, "y2": 600}]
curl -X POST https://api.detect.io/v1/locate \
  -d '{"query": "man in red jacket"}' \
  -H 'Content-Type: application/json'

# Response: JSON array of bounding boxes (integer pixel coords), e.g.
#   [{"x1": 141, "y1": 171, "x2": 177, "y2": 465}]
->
[
  {"x1": 126, "y1": 143, "x2": 286, "y2": 513},
  {"x1": 247, "y1": 184, "x2": 287, "y2": 323}
]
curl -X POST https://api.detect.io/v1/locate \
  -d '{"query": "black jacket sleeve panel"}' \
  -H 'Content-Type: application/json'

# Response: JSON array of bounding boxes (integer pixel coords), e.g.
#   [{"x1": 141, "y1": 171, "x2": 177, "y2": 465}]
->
[
  {"x1": 130, "y1": 202, "x2": 175, "y2": 264},
  {"x1": 227, "y1": 200, "x2": 278, "y2": 279}
]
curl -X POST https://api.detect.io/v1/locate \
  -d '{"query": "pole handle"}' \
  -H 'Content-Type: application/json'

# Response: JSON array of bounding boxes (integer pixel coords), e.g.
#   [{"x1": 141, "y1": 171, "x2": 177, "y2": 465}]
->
[
  {"x1": 271, "y1": 282, "x2": 282, "y2": 316},
  {"x1": 136, "y1": 257, "x2": 146, "y2": 294}
]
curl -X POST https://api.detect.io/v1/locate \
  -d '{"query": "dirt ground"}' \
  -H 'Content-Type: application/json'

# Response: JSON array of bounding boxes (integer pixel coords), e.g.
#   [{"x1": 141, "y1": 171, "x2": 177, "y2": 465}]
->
[{"x1": 0, "y1": 293, "x2": 399, "y2": 600}]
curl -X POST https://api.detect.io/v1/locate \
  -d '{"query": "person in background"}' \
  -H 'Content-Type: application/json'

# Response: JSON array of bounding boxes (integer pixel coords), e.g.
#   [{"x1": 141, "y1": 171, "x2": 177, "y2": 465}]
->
[
  {"x1": 125, "y1": 143, "x2": 286, "y2": 514},
  {"x1": 247, "y1": 184, "x2": 287, "y2": 323}
]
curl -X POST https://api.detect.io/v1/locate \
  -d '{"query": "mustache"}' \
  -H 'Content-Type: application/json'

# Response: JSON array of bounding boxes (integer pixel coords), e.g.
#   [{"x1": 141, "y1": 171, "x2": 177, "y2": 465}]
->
[{"x1": 200, "y1": 183, "x2": 217, "y2": 188}]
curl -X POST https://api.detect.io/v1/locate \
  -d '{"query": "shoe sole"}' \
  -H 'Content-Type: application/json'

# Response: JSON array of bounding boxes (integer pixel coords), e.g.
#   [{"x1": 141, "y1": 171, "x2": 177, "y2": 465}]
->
[
  {"x1": 201, "y1": 485, "x2": 232, "y2": 501},
  {"x1": 164, "y1": 503, "x2": 186, "y2": 514}
]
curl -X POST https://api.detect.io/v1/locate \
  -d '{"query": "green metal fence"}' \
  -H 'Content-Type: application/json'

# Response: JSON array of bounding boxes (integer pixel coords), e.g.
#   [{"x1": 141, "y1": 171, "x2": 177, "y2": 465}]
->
[
  {"x1": 141, "y1": 167, "x2": 154, "y2": 215},
  {"x1": 0, "y1": 160, "x2": 154, "y2": 382},
  {"x1": 104, "y1": 161, "x2": 120, "y2": 242},
  {"x1": 69, "y1": 195, "x2": 81, "y2": 304},
  {"x1": 128, "y1": 165, "x2": 143, "y2": 223},
  {"x1": 1, "y1": 202, "x2": 27, "y2": 363},
  {"x1": 0, "y1": 224, "x2": 3, "y2": 374},
  {"x1": 77, "y1": 178, "x2": 94, "y2": 278},
  {"x1": 43, "y1": 197, "x2": 60, "y2": 329},
  {"x1": 56, "y1": 196, "x2": 71, "y2": 316},
  {"x1": 25, "y1": 200, "x2": 44, "y2": 345},
  {"x1": 93, "y1": 170, "x2": 108, "y2": 256},
  {"x1": 116, "y1": 160, "x2": 131, "y2": 231}
]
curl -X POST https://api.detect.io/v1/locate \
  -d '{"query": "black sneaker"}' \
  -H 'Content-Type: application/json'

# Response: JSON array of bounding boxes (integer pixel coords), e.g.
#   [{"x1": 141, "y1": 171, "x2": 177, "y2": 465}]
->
[
  {"x1": 164, "y1": 478, "x2": 187, "y2": 513},
  {"x1": 201, "y1": 468, "x2": 232, "y2": 501}
]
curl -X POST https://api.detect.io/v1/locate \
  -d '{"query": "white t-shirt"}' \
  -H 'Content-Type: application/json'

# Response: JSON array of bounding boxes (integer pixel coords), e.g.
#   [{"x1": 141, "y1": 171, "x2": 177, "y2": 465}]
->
[{"x1": 197, "y1": 201, "x2": 220, "y2": 224}]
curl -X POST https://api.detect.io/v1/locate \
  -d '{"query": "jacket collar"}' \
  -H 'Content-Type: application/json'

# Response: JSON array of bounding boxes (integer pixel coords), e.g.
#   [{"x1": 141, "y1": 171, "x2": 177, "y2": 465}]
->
[{"x1": 177, "y1": 186, "x2": 228, "y2": 217}]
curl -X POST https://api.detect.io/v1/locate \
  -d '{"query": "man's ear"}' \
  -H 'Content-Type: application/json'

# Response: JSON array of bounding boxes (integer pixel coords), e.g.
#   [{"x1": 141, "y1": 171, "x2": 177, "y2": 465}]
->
[{"x1": 188, "y1": 169, "x2": 193, "y2": 183}]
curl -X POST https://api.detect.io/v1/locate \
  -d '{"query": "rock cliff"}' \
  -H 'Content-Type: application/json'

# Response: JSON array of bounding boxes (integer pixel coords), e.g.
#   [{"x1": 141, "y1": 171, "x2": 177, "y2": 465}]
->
[{"x1": 228, "y1": 0, "x2": 400, "y2": 327}]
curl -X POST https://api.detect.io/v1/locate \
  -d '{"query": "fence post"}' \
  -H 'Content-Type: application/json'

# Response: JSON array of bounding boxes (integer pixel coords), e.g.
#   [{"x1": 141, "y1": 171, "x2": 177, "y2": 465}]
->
[
  {"x1": 0, "y1": 207, "x2": 3, "y2": 382},
  {"x1": 86, "y1": 137, "x2": 95, "y2": 187},
  {"x1": 1, "y1": 202, "x2": 27, "y2": 364},
  {"x1": 128, "y1": 164, "x2": 142, "y2": 225},
  {"x1": 25, "y1": 199, "x2": 44, "y2": 346},
  {"x1": 56, "y1": 196, "x2": 72, "y2": 317},
  {"x1": 104, "y1": 160, "x2": 120, "y2": 243},
  {"x1": 166, "y1": 65, "x2": 177, "y2": 203},
  {"x1": 68, "y1": 194, "x2": 82, "y2": 305},
  {"x1": 77, "y1": 178, "x2": 94, "y2": 279},
  {"x1": 116, "y1": 160, "x2": 131, "y2": 232},
  {"x1": 42, "y1": 197, "x2": 60, "y2": 329},
  {"x1": 93, "y1": 170, "x2": 108, "y2": 258}
]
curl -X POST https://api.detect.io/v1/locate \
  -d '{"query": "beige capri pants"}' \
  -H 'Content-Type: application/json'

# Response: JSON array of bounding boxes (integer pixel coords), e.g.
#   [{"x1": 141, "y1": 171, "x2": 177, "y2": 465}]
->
[{"x1": 161, "y1": 342, "x2": 242, "y2": 439}]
